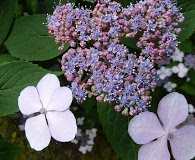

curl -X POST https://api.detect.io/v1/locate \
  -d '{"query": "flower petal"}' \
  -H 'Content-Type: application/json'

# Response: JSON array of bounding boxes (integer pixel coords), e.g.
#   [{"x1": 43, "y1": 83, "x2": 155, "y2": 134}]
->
[
  {"x1": 46, "y1": 110, "x2": 77, "y2": 142},
  {"x1": 128, "y1": 112, "x2": 165, "y2": 144},
  {"x1": 172, "y1": 66, "x2": 179, "y2": 73},
  {"x1": 157, "y1": 92, "x2": 188, "y2": 131},
  {"x1": 47, "y1": 87, "x2": 73, "y2": 111},
  {"x1": 37, "y1": 74, "x2": 60, "y2": 108},
  {"x1": 18, "y1": 86, "x2": 42, "y2": 115},
  {"x1": 169, "y1": 125, "x2": 195, "y2": 160},
  {"x1": 25, "y1": 114, "x2": 51, "y2": 151},
  {"x1": 138, "y1": 137, "x2": 170, "y2": 160}
]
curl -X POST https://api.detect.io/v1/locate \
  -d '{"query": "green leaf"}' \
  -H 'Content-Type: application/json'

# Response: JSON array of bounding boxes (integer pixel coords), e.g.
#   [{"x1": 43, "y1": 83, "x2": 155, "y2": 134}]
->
[
  {"x1": 0, "y1": 135, "x2": 22, "y2": 160},
  {"x1": 25, "y1": 0, "x2": 39, "y2": 14},
  {"x1": 180, "y1": 81, "x2": 195, "y2": 96},
  {"x1": 97, "y1": 102, "x2": 139, "y2": 160},
  {"x1": 45, "y1": 0, "x2": 76, "y2": 14},
  {"x1": 5, "y1": 14, "x2": 69, "y2": 61},
  {"x1": 178, "y1": 1, "x2": 195, "y2": 42},
  {"x1": 0, "y1": 54, "x2": 18, "y2": 66},
  {"x1": 0, "y1": 59, "x2": 59, "y2": 117},
  {"x1": 187, "y1": 69, "x2": 195, "y2": 85},
  {"x1": 178, "y1": 39, "x2": 193, "y2": 53},
  {"x1": 120, "y1": 37, "x2": 140, "y2": 50},
  {"x1": 113, "y1": 0, "x2": 129, "y2": 7},
  {"x1": 0, "y1": 0, "x2": 17, "y2": 45}
]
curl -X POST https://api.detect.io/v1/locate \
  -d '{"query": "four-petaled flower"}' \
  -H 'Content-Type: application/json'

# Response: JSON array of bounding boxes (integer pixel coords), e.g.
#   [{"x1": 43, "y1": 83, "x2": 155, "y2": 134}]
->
[
  {"x1": 171, "y1": 47, "x2": 184, "y2": 62},
  {"x1": 18, "y1": 74, "x2": 77, "y2": 151},
  {"x1": 157, "y1": 67, "x2": 172, "y2": 80},
  {"x1": 128, "y1": 92, "x2": 195, "y2": 160},
  {"x1": 172, "y1": 63, "x2": 188, "y2": 78}
]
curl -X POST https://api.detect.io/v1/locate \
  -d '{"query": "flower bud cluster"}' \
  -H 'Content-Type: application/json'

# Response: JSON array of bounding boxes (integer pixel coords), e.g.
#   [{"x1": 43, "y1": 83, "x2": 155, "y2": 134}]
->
[
  {"x1": 123, "y1": 0, "x2": 183, "y2": 60},
  {"x1": 47, "y1": 0, "x2": 183, "y2": 114}
]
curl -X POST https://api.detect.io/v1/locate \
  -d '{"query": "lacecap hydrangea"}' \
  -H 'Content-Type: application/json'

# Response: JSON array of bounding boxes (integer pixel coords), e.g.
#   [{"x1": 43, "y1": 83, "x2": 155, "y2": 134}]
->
[{"x1": 47, "y1": 0, "x2": 183, "y2": 115}]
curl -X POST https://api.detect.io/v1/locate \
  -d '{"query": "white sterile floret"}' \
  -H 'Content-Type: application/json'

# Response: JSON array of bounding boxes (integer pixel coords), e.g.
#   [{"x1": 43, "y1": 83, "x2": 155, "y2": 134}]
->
[
  {"x1": 77, "y1": 117, "x2": 85, "y2": 125},
  {"x1": 18, "y1": 124, "x2": 25, "y2": 131},
  {"x1": 157, "y1": 67, "x2": 172, "y2": 80},
  {"x1": 172, "y1": 63, "x2": 188, "y2": 78},
  {"x1": 78, "y1": 145, "x2": 93, "y2": 154},
  {"x1": 189, "y1": 104, "x2": 195, "y2": 114},
  {"x1": 71, "y1": 139, "x2": 78, "y2": 144},
  {"x1": 163, "y1": 82, "x2": 177, "y2": 92},
  {"x1": 171, "y1": 47, "x2": 184, "y2": 62},
  {"x1": 128, "y1": 92, "x2": 195, "y2": 160},
  {"x1": 18, "y1": 74, "x2": 77, "y2": 151}
]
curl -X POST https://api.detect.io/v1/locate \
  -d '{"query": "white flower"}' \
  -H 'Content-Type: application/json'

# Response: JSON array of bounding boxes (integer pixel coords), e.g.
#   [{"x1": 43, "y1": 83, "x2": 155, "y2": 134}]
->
[
  {"x1": 171, "y1": 47, "x2": 184, "y2": 62},
  {"x1": 189, "y1": 104, "x2": 195, "y2": 114},
  {"x1": 163, "y1": 82, "x2": 177, "y2": 92},
  {"x1": 18, "y1": 74, "x2": 77, "y2": 151},
  {"x1": 79, "y1": 145, "x2": 93, "y2": 154},
  {"x1": 18, "y1": 124, "x2": 25, "y2": 131},
  {"x1": 172, "y1": 63, "x2": 188, "y2": 78},
  {"x1": 77, "y1": 117, "x2": 85, "y2": 125},
  {"x1": 157, "y1": 67, "x2": 172, "y2": 80},
  {"x1": 71, "y1": 139, "x2": 78, "y2": 144}
]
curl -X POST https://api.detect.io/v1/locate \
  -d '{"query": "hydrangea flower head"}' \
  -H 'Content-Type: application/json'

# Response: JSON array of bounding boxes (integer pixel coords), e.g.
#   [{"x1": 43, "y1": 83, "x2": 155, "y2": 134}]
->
[
  {"x1": 18, "y1": 74, "x2": 77, "y2": 151},
  {"x1": 128, "y1": 92, "x2": 195, "y2": 160}
]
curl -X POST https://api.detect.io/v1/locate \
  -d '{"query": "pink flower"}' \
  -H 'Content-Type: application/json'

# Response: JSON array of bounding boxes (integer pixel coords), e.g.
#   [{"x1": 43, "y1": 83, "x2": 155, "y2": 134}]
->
[
  {"x1": 18, "y1": 74, "x2": 77, "y2": 151},
  {"x1": 128, "y1": 92, "x2": 195, "y2": 160}
]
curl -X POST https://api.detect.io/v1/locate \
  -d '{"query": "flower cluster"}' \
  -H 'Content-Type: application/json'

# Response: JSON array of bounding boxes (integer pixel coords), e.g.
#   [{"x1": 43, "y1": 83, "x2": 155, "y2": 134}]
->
[
  {"x1": 47, "y1": 0, "x2": 183, "y2": 114},
  {"x1": 71, "y1": 116, "x2": 97, "y2": 154},
  {"x1": 123, "y1": 0, "x2": 184, "y2": 60},
  {"x1": 156, "y1": 47, "x2": 195, "y2": 92},
  {"x1": 62, "y1": 46, "x2": 157, "y2": 113}
]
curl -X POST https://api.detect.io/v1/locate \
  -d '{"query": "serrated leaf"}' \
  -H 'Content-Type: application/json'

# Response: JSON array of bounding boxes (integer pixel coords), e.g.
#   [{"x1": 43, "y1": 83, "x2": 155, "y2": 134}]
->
[
  {"x1": 178, "y1": 1, "x2": 195, "y2": 42},
  {"x1": 187, "y1": 69, "x2": 195, "y2": 85},
  {"x1": 0, "y1": 0, "x2": 17, "y2": 45},
  {"x1": 26, "y1": 0, "x2": 39, "y2": 14},
  {"x1": 180, "y1": 81, "x2": 195, "y2": 96},
  {"x1": 178, "y1": 39, "x2": 193, "y2": 53},
  {"x1": 97, "y1": 102, "x2": 139, "y2": 160},
  {"x1": 5, "y1": 14, "x2": 69, "y2": 61},
  {"x1": 0, "y1": 54, "x2": 18, "y2": 66},
  {"x1": 0, "y1": 136, "x2": 22, "y2": 160},
  {"x1": 0, "y1": 60, "x2": 59, "y2": 117}
]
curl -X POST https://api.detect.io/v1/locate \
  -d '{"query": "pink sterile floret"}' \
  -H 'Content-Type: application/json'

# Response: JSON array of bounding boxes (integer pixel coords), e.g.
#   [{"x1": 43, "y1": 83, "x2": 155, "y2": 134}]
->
[{"x1": 128, "y1": 92, "x2": 195, "y2": 160}]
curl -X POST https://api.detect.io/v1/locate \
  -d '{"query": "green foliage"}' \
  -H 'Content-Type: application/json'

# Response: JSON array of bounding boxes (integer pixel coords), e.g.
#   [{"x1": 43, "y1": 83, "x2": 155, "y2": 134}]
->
[
  {"x1": 178, "y1": 39, "x2": 193, "y2": 53},
  {"x1": 0, "y1": 0, "x2": 17, "y2": 45},
  {"x1": 0, "y1": 55, "x2": 60, "y2": 117},
  {"x1": 5, "y1": 14, "x2": 69, "y2": 61},
  {"x1": 0, "y1": 134, "x2": 22, "y2": 160},
  {"x1": 181, "y1": 82, "x2": 195, "y2": 96},
  {"x1": 120, "y1": 37, "x2": 140, "y2": 50},
  {"x1": 0, "y1": 54, "x2": 18, "y2": 66},
  {"x1": 97, "y1": 102, "x2": 139, "y2": 160},
  {"x1": 25, "y1": 0, "x2": 39, "y2": 14},
  {"x1": 180, "y1": 69, "x2": 195, "y2": 95},
  {"x1": 178, "y1": 0, "x2": 195, "y2": 42},
  {"x1": 187, "y1": 70, "x2": 195, "y2": 85}
]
